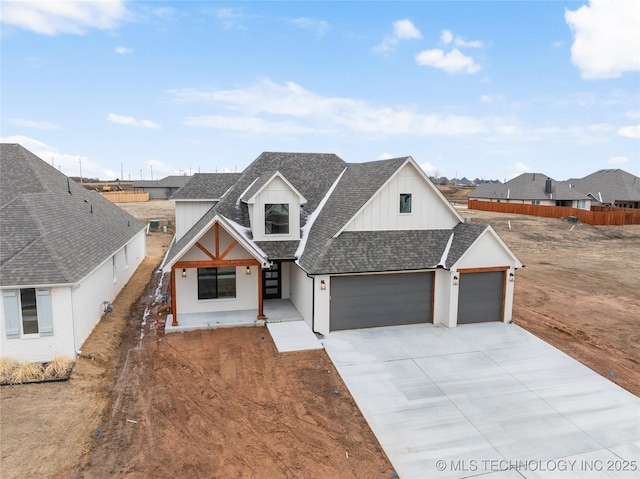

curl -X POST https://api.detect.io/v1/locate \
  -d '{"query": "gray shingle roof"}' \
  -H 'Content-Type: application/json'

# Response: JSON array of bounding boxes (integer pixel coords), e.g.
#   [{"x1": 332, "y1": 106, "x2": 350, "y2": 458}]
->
[
  {"x1": 298, "y1": 157, "x2": 409, "y2": 273},
  {"x1": 161, "y1": 152, "x2": 506, "y2": 275},
  {"x1": 470, "y1": 173, "x2": 588, "y2": 201},
  {"x1": 569, "y1": 169, "x2": 640, "y2": 205},
  {"x1": 170, "y1": 173, "x2": 242, "y2": 200},
  {"x1": 134, "y1": 175, "x2": 192, "y2": 189},
  {"x1": 1, "y1": 144, "x2": 146, "y2": 287}
]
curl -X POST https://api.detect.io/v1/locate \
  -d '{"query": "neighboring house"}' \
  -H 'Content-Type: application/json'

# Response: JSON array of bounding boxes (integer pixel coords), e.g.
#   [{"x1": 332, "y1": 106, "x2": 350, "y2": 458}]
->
[
  {"x1": 470, "y1": 173, "x2": 591, "y2": 210},
  {"x1": 161, "y1": 152, "x2": 522, "y2": 336},
  {"x1": 134, "y1": 175, "x2": 192, "y2": 199},
  {"x1": 0, "y1": 144, "x2": 147, "y2": 363},
  {"x1": 569, "y1": 169, "x2": 640, "y2": 209}
]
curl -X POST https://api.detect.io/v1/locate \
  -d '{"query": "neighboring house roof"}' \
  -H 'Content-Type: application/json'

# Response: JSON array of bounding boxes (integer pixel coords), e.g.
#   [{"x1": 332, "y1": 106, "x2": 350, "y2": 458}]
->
[
  {"x1": 162, "y1": 152, "x2": 504, "y2": 275},
  {"x1": 134, "y1": 175, "x2": 192, "y2": 189},
  {"x1": 568, "y1": 169, "x2": 640, "y2": 205},
  {"x1": 470, "y1": 173, "x2": 588, "y2": 201},
  {"x1": 0, "y1": 144, "x2": 146, "y2": 287},
  {"x1": 170, "y1": 173, "x2": 242, "y2": 200}
]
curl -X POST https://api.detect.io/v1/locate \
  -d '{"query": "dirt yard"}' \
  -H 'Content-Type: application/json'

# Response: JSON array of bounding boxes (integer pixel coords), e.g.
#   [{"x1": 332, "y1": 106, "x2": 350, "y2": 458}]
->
[{"x1": 2, "y1": 200, "x2": 638, "y2": 479}]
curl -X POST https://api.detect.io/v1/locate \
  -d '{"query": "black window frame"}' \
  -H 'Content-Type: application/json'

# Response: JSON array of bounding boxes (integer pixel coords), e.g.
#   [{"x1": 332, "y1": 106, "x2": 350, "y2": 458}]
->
[
  {"x1": 399, "y1": 193, "x2": 412, "y2": 214},
  {"x1": 265, "y1": 203, "x2": 290, "y2": 235},
  {"x1": 197, "y1": 267, "x2": 236, "y2": 300}
]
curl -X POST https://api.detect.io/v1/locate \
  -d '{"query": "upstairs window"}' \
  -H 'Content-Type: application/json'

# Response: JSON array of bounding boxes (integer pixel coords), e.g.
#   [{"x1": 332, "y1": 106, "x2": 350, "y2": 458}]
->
[
  {"x1": 198, "y1": 267, "x2": 236, "y2": 300},
  {"x1": 265, "y1": 204, "x2": 289, "y2": 234},
  {"x1": 399, "y1": 193, "x2": 412, "y2": 214}
]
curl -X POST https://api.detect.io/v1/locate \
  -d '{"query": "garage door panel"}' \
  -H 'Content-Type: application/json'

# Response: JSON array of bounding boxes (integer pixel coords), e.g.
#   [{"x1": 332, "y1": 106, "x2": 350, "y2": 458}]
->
[
  {"x1": 330, "y1": 273, "x2": 433, "y2": 331},
  {"x1": 458, "y1": 271, "x2": 504, "y2": 324}
]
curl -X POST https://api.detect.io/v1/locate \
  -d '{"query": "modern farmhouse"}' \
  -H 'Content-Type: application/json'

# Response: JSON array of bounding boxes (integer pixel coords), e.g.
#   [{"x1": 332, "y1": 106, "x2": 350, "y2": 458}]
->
[
  {"x1": 0, "y1": 144, "x2": 147, "y2": 362},
  {"x1": 162, "y1": 152, "x2": 522, "y2": 336}
]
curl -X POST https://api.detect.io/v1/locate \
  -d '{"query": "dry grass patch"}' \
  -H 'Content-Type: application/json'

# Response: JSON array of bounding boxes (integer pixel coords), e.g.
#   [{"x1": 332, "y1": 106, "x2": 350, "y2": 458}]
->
[
  {"x1": 0, "y1": 357, "x2": 20, "y2": 383},
  {"x1": 9, "y1": 362, "x2": 45, "y2": 384},
  {"x1": 44, "y1": 356, "x2": 75, "y2": 380}
]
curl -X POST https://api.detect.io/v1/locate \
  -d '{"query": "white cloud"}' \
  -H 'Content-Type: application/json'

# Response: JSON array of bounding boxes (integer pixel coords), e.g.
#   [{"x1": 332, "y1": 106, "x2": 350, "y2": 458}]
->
[
  {"x1": 144, "y1": 159, "x2": 179, "y2": 179},
  {"x1": 618, "y1": 124, "x2": 640, "y2": 138},
  {"x1": 374, "y1": 19, "x2": 422, "y2": 53},
  {"x1": 441, "y1": 29, "x2": 453, "y2": 45},
  {"x1": 0, "y1": 135, "x2": 114, "y2": 179},
  {"x1": 625, "y1": 110, "x2": 640, "y2": 120},
  {"x1": 419, "y1": 161, "x2": 439, "y2": 176},
  {"x1": 172, "y1": 79, "x2": 489, "y2": 137},
  {"x1": 9, "y1": 118, "x2": 61, "y2": 130},
  {"x1": 107, "y1": 113, "x2": 160, "y2": 129},
  {"x1": 415, "y1": 48, "x2": 481, "y2": 74},
  {"x1": 377, "y1": 152, "x2": 394, "y2": 161},
  {"x1": 290, "y1": 17, "x2": 330, "y2": 36},
  {"x1": 0, "y1": 0, "x2": 130, "y2": 35},
  {"x1": 394, "y1": 19, "x2": 422, "y2": 40},
  {"x1": 115, "y1": 46, "x2": 133, "y2": 54},
  {"x1": 508, "y1": 162, "x2": 532, "y2": 179},
  {"x1": 608, "y1": 156, "x2": 629, "y2": 164},
  {"x1": 215, "y1": 7, "x2": 246, "y2": 30},
  {"x1": 565, "y1": 0, "x2": 640, "y2": 79}
]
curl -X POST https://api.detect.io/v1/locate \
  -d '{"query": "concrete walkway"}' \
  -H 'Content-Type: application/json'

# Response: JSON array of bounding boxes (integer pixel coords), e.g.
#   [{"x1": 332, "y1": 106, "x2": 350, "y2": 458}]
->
[{"x1": 322, "y1": 322, "x2": 640, "y2": 479}]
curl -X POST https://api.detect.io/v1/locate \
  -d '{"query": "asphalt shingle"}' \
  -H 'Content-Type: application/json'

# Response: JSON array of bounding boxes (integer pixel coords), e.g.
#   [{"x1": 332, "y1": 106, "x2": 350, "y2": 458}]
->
[{"x1": 1, "y1": 144, "x2": 146, "y2": 286}]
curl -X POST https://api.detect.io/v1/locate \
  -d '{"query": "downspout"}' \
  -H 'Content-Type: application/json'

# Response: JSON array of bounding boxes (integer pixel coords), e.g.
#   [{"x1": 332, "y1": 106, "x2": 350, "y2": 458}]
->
[
  {"x1": 71, "y1": 284, "x2": 81, "y2": 356},
  {"x1": 311, "y1": 276, "x2": 316, "y2": 333}
]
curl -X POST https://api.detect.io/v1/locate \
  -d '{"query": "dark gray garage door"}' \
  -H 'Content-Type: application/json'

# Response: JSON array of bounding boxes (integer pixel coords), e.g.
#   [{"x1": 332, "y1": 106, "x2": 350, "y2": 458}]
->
[
  {"x1": 458, "y1": 271, "x2": 505, "y2": 324},
  {"x1": 330, "y1": 273, "x2": 433, "y2": 331}
]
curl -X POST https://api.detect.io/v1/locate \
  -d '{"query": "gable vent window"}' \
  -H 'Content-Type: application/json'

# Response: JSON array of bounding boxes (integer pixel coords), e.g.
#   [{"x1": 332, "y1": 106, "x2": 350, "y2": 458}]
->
[
  {"x1": 400, "y1": 193, "x2": 412, "y2": 214},
  {"x1": 265, "y1": 204, "x2": 289, "y2": 234}
]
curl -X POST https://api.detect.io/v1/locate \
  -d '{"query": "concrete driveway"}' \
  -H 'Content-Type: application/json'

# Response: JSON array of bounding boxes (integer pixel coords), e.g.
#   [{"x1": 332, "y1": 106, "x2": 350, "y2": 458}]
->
[{"x1": 322, "y1": 323, "x2": 639, "y2": 479}]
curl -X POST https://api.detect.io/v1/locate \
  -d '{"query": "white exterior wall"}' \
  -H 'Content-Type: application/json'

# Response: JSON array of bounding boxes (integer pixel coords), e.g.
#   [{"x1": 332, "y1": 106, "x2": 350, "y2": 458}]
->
[
  {"x1": 175, "y1": 200, "x2": 216, "y2": 241},
  {"x1": 344, "y1": 163, "x2": 459, "y2": 231},
  {"x1": 72, "y1": 228, "x2": 146, "y2": 351},
  {"x1": 249, "y1": 177, "x2": 302, "y2": 241},
  {"x1": 433, "y1": 269, "x2": 458, "y2": 327},
  {"x1": 0, "y1": 286, "x2": 75, "y2": 362},
  {"x1": 0, "y1": 228, "x2": 146, "y2": 362},
  {"x1": 175, "y1": 266, "x2": 258, "y2": 314},
  {"x1": 312, "y1": 274, "x2": 331, "y2": 336},
  {"x1": 289, "y1": 264, "x2": 313, "y2": 329}
]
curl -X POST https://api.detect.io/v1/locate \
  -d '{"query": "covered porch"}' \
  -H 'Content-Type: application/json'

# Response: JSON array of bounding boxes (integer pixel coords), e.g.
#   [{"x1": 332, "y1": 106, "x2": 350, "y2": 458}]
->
[{"x1": 165, "y1": 299, "x2": 303, "y2": 333}]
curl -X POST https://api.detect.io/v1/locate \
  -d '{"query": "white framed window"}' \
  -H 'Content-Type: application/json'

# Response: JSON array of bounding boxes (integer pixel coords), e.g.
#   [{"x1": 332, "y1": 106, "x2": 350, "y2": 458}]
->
[
  {"x1": 531, "y1": 200, "x2": 540, "y2": 205},
  {"x1": 578, "y1": 200, "x2": 586, "y2": 209},
  {"x1": 112, "y1": 255, "x2": 117, "y2": 283},
  {"x1": 124, "y1": 245, "x2": 128, "y2": 269},
  {"x1": 3, "y1": 288, "x2": 53, "y2": 338},
  {"x1": 400, "y1": 193, "x2": 412, "y2": 214}
]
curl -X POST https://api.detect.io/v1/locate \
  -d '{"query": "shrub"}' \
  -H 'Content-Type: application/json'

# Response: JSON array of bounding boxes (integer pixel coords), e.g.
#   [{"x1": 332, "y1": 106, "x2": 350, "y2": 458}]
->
[
  {"x1": 44, "y1": 356, "x2": 74, "y2": 380},
  {"x1": 10, "y1": 362, "x2": 45, "y2": 384},
  {"x1": 0, "y1": 357, "x2": 20, "y2": 383}
]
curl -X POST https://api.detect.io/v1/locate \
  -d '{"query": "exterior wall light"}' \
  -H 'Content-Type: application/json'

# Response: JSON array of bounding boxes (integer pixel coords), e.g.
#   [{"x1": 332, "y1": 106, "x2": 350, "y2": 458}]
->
[
  {"x1": 320, "y1": 280, "x2": 326, "y2": 290},
  {"x1": 509, "y1": 272, "x2": 515, "y2": 282},
  {"x1": 182, "y1": 268, "x2": 187, "y2": 277},
  {"x1": 453, "y1": 275, "x2": 459, "y2": 286},
  {"x1": 246, "y1": 266, "x2": 251, "y2": 275}
]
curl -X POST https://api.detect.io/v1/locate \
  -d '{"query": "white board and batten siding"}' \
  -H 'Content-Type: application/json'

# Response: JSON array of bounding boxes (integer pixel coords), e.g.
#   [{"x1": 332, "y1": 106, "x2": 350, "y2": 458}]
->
[
  {"x1": 289, "y1": 263, "x2": 314, "y2": 329},
  {"x1": 175, "y1": 200, "x2": 216, "y2": 241},
  {"x1": 249, "y1": 176, "x2": 302, "y2": 242},
  {"x1": 0, "y1": 228, "x2": 146, "y2": 363},
  {"x1": 343, "y1": 162, "x2": 459, "y2": 232}
]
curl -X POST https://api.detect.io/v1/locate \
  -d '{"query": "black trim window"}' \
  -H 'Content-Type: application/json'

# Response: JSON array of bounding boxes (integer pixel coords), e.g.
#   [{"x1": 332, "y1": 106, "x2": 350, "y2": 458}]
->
[
  {"x1": 400, "y1": 193, "x2": 412, "y2": 213},
  {"x1": 21, "y1": 288, "x2": 38, "y2": 334},
  {"x1": 198, "y1": 267, "x2": 236, "y2": 300},
  {"x1": 265, "y1": 204, "x2": 289, "y2": 234}
]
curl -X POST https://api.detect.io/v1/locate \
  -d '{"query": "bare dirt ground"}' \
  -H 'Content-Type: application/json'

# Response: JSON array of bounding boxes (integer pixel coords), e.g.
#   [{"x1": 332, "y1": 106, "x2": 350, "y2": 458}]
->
[
  {"x1": 461, "y1": 206, "x2": 640, "y2": 397},
  {"x1": 2, "y1": 199, "x2": 638, "y2": 479}
]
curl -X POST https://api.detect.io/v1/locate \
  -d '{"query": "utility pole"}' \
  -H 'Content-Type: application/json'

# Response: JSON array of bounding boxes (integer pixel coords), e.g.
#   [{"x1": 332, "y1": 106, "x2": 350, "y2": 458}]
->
[
  {"x1": 140, "y1": 169, "x2": 143, "y2": 180},
  {"x1": 150, "y1": 165, "x2": 153, "y2": 181},
  {"x1": 79, "y1": 158, "x2": 83, "y2": 183},
  {"x1": 120, "y1": 163, "x2": 123, "y2": 182}
]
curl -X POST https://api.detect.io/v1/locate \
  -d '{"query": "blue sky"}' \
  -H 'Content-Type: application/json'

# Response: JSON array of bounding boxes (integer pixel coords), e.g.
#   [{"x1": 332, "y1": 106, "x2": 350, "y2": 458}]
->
[{"x1": 1, "y1": 0, "x2": 639, "y2": 182}]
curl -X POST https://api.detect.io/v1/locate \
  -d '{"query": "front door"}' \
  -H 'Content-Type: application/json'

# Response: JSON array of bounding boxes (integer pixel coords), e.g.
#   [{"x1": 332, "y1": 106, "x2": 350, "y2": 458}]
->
[{"x1": 263, "y1": 262, "x2": 281, "y2": 299}]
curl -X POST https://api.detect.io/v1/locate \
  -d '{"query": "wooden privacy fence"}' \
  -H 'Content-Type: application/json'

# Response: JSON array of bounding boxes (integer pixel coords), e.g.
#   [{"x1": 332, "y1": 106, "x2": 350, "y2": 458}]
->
[
  {"x1": 467, "y1": 199, "x2": 640, "y2": 226},
  {"x1": 100, "y1": 191, "x2": 149, "y2": 203}
]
